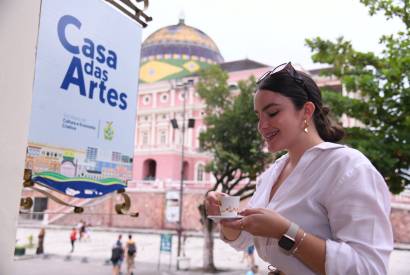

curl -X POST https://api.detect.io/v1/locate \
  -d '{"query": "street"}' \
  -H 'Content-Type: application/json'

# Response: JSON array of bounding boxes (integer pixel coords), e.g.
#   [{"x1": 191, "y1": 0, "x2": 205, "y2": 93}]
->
[{"x1": 13, "y1": 227, "x2": 410, "y2": 275}]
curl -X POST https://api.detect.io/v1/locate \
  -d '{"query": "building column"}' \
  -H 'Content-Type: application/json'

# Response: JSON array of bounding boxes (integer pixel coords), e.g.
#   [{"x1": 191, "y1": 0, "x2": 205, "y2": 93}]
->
[
  {"x1": 170, "y1": 87, "x2": 176, "y2": 107},
  {"x1": 151, "y1": 113, "x2": 156, "y2": 146},
  {"x1": 168, "y1": 116, "x2": 173, "y2": 146}
]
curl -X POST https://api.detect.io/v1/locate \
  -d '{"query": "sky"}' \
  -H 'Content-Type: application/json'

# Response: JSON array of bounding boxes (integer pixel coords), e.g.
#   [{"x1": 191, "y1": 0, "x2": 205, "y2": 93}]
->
[{"x1": 140, "y1": 0, "x2": 404, "y2": 70}]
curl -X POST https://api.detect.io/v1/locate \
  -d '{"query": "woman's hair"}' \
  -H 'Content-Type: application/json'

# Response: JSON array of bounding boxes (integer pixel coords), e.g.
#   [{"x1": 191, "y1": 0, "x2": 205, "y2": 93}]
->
[{"x1": 257, "y1": 69, "x2": 345, "y2": 142}]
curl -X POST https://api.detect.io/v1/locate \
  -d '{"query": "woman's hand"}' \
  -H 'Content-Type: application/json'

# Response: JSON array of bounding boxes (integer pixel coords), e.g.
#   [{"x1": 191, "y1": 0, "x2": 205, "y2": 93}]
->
[
  {"x1": 221, "y1": 208, "x2": 290, "y2": 239},
  {"x1": 205, "y1": 191, "x2": 227, "y2": 216}
]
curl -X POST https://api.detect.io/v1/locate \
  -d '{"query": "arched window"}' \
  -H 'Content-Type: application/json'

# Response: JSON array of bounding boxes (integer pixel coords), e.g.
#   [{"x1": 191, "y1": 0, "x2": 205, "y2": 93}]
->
[
  {"x1": 182, "y1": 161, "x2": 189, "y2": 180},
  {"x1": 142, "y1": 95, "x2": 151, "y2": 105},
  {"x1": 143, "y1": 159, "x2": 156, "y2": 180},
  {"x1": 160, "y1": 93, "x2": 169, "y2": 103}
]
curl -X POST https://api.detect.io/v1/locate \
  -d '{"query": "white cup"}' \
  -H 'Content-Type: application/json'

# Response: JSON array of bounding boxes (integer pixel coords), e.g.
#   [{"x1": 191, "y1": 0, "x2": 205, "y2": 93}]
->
[{"x1": 219, "y1": 196, "x2": 240, "y2": 217}]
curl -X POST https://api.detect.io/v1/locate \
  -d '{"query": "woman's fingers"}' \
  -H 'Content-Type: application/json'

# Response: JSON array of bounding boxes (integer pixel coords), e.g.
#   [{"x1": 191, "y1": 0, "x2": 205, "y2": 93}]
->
[
  {"x1": 221, "y1": 217, "x2": 245, "y2": 230},
  {"x1": 239, "y1": 208, "x2": 265, "y2": 216},
  {"x1": 205, "y1": 192, "x2": 216, "y2": 206},
  {"x1": 205, "y1": 191, "x2": 227, "y2": 216},
  {"x1": 207, "y1": 192, "x2": 225, "y2": 203}
]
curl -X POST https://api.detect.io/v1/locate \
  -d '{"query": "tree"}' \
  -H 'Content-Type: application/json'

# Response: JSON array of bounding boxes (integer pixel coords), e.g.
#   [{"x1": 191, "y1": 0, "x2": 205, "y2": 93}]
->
[
  {"x1": 196, "y1": 65, "x2": 272, "y2": 272},
  {"x1": 305, "y1": 0, "x2": 410, "y2": 194}
]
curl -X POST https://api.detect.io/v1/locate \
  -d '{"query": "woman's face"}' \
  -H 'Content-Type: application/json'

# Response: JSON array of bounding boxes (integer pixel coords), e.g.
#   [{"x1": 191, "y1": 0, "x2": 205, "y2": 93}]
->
[{"x1": 254, "y1": 89, "x2": 305, "y2": 152}]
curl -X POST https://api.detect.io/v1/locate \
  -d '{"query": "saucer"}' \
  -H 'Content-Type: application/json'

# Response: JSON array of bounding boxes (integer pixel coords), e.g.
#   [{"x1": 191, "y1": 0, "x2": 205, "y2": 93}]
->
[{"x1": 207, "y1": 215, "x2": 243, "y2": 222}]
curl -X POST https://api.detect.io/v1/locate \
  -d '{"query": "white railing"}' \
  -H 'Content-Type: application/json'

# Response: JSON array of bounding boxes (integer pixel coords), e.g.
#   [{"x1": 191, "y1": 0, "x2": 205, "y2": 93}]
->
[
  {"x1": 126, "y1": 179, "x2": 211, "y2": 191},
  {"x1": 390, "y1": 188, "x2": 410, "y2": 210},
  {"x1": 126, "y1": 179, "x2": 255, "y2": 192}
]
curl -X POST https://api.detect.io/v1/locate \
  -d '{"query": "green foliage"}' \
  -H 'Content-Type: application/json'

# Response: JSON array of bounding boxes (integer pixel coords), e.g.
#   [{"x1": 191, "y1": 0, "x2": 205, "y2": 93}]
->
[
  {"x1": 306, "y1": 0, "x2": 410, "y2": 193},
  {"x1": 197, "y1": 65, "x2": 272, "y2": 199}
]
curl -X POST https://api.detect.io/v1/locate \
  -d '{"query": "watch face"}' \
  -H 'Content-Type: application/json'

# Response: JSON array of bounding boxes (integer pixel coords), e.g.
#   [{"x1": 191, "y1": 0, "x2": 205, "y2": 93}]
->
[{"x1": 278, "y1": 236, "x2": 295, "y2": 251}]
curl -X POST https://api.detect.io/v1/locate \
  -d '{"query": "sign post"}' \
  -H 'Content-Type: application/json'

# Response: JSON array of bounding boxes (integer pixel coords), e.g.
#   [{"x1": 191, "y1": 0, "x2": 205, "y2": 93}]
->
[{"x1": 157, "y1": 233, "x2": 173, "y2": 270}]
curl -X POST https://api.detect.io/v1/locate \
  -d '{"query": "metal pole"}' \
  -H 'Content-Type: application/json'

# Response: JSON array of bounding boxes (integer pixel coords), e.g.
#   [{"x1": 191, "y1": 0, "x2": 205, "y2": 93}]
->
[{"x1": 176, "y1": 83, "x2": 187, "y2": 270}]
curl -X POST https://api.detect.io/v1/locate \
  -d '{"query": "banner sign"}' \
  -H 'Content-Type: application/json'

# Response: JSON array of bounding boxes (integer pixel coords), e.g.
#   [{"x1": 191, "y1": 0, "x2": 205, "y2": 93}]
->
[
  {"x1": 159, "y1": 234, "x2": 172, "y2": 253},
  {"x1": 165, "y1": 191, "x2": 180, "y2": 223},
  {"x1": 26, "y1": 0, "x2": 142, "y2": 196}
]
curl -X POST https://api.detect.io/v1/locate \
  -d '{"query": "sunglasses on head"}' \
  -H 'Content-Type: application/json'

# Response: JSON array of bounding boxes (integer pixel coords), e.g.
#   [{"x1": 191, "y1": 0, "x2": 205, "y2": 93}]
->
[{"x1": 257, "y1": 62, "x2": 310, "y2": 98}]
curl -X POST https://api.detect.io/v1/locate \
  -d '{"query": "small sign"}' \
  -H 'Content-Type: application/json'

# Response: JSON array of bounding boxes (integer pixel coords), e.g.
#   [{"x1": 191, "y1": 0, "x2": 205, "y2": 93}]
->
[
  {"x1": 165, "y1": 191, "x2": 180, "y2": 223},
  {"x1": 159, "y1": 234, "x2": 172, "y2": 253}
]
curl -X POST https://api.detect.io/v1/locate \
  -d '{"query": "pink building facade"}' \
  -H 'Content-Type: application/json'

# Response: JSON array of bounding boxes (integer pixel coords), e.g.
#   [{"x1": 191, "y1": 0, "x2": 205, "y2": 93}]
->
[
  {"x1": 131, "y1": 18, "x2": 274, "y2": 186},
  {"x1": 132, "y1": 65, "x2": 270, "y2": 185}
]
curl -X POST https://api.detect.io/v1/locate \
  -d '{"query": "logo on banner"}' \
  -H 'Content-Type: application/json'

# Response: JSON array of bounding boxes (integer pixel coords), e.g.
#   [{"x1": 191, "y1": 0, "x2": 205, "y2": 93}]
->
[{"x1": 104, "y1": 121, "x2": 114, "y2": 141}]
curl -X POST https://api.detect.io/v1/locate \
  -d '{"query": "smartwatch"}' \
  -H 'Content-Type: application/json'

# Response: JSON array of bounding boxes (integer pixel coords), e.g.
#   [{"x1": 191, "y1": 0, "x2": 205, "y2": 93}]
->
[{"x1": 278, "y1": 222, "x2": 299, "y2": 254}]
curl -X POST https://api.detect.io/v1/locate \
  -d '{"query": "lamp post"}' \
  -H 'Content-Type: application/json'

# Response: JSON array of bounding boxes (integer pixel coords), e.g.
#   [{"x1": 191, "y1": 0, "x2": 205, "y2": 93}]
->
[{"x1": 170, "y1": 79, "x2": 195, "y2": 270}]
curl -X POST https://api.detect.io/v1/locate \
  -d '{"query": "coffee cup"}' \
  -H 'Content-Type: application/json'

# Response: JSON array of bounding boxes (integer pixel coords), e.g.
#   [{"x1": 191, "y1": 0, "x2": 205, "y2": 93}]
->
[{"x1": 219, "y1": 196, "x2": 240, "y2": 217}]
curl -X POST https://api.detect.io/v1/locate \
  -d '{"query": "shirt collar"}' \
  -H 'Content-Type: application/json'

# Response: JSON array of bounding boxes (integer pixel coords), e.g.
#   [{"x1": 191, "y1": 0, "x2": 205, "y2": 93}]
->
[
  {"x1": 274, "y1": 142, "x2": 345, "y2": 164},
  {"x1": 307, "y1": 142, "x2": 345, "y2": 152}
]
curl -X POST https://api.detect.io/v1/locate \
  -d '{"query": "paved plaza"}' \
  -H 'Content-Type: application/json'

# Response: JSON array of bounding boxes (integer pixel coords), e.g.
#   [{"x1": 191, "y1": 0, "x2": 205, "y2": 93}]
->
[{"x1": 13, "y1": 226, "x2": 410, "y2": 275}]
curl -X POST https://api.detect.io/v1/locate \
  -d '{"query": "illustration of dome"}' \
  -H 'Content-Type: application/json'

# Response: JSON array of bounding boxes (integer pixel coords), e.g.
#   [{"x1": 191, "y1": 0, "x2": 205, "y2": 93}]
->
[{"x1": 139, "y1": 18, "x2": 224, "y2": 83}]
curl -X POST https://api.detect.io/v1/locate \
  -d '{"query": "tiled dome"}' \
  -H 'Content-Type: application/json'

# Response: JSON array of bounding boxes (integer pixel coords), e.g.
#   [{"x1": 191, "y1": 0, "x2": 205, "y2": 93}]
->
[{"x1": 139, "y1": 19, "x2": 224, "y2": 83}]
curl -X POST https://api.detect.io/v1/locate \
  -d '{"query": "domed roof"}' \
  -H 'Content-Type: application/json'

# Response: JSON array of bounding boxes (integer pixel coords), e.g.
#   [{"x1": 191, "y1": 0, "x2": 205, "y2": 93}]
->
[{"x1": 139, "y1": 19, "x2": 224, "y2": 83}]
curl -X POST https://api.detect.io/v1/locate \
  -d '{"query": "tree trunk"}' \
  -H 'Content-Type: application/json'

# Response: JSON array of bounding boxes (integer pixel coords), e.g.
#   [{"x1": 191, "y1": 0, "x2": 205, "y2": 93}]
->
[{"x1": 199, "y1": 203, "x2": 217, "y2": 272}]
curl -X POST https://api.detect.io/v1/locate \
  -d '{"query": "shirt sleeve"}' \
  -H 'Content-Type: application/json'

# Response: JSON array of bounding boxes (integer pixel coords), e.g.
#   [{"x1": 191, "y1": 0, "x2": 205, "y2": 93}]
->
[
  {"x1": 324, "y1": 163, "x2": 393, "y2": 275},
  {"x1": 220, "y1": 229, "x2": 254, "y2": 251}
]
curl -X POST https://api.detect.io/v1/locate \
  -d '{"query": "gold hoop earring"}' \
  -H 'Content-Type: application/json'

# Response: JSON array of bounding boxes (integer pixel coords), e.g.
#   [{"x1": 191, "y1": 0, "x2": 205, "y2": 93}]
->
[{"x1": 304, "y1": 119, "x2": 309, "y2": 133}]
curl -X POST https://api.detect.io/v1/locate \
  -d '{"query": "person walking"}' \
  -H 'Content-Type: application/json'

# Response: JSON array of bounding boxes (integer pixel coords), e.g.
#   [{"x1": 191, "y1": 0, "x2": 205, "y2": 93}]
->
[
  {"x1": 77, "y1": 220, "x2": 85, "y2": 241},
  {"x1": 36, "y1": 227, "x2": 46, "y2": 255},
  {"x1": 245, "y1": 245, "x2": 255, "y2": 267},
  {"x1": 83, "y1": 222, "x2": 92, "y2": 241},
  {"x1": 125, "y1": 234, "x2": 137, "y2": 275},
  {"x1": 111, "y1": 234, "x2": 124, "y2": 275},
  {"x1": 69, "y1": 227, "x2": 77, "y2": 253}
]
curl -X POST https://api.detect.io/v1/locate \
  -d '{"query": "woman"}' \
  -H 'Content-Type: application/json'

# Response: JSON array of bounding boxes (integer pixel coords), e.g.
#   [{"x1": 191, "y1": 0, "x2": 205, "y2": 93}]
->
[
  {"x1": 36, "y1": 227, "x2": 46, "y2": 254},
  {"x1": 111, "y1": 234, "x2": 124, "y2": 275},
  {"x1": 125, "y1": 234, "x2": 137, "y2": 275},
  {"x1": 206, "y1": 62, "x2": 393, "y2": 274},
  {"x1": 69, "y1": 227, "x2": 77, "y2": 253}
]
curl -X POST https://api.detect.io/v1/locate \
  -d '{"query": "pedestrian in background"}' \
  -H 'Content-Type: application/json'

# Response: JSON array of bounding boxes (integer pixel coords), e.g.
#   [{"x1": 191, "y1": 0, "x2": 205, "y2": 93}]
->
[
  {"x1": 83, "y1": 222, "x2": 92, "y2": 241},
  {"x1": 69, "y1": 227, "x2": 77, "y2": 253},
  {"x1": 111, "y1": 234, "x2": 124, "y2": 275},
  {"x1": 36, "y1": 227, "x2": 46, "y2": 254},
  {"x1": 125, "y1": 234, "x2": 137, "y2": 275},
  {"x1": 77, "y1": 219, "x2": 86, "y2": 241},
  {"x1": 245, "y1": 245, "x2": 255, "y2": 267}
]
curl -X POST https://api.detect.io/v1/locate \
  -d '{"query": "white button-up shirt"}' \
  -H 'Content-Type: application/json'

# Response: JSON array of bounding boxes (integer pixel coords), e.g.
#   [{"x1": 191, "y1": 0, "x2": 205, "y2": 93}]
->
[{"x1": 223, "y1": 142, "x2": 393, "y2": 274}]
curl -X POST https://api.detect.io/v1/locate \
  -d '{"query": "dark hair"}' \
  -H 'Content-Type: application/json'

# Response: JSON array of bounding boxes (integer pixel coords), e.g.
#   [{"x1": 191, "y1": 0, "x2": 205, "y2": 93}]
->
[
  {"x1": 257, "y1": 70, "x2": 345, "y2": 142},
  {"x1": 128, "y1": 234, "x2": 132, "y2": 239}
]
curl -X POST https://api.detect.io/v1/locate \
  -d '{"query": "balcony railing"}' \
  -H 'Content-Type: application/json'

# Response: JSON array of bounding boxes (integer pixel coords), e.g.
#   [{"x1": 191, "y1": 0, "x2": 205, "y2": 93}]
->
[{"x1": 126, "y1": 179, "x2": 253, "y2": 192}]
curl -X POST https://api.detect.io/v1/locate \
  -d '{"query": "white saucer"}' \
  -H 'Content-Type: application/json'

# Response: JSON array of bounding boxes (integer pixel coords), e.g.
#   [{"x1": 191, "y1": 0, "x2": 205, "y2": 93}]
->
[{"x1": 207, "y1": 215, "x2": 243, "y2": 222}]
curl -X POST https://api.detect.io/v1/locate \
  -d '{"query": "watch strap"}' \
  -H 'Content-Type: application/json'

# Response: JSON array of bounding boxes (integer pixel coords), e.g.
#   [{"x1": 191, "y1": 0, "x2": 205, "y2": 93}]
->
[{"x1": 285, "y1": 222, "x2": 299, "y2": 239}]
